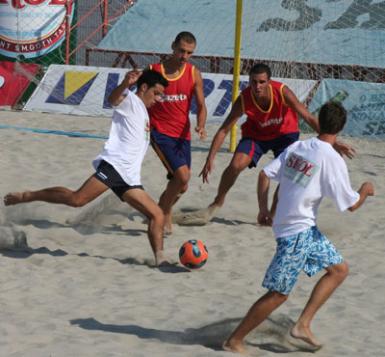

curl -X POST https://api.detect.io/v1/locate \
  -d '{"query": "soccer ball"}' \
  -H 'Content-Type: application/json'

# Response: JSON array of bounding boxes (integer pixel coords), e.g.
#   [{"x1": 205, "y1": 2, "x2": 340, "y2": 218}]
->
[{"x1": 179, "y1": 239, "x2": 208, "y2": 269}]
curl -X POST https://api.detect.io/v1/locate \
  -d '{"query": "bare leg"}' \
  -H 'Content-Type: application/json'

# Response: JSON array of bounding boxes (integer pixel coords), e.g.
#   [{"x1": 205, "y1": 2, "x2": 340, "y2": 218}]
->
[
  {"x1": 4, "y1": 176, "x2": 108, "y2": 207},
  {"x1": 158, "y1": 165, "x2": 190, "y2": 235},
  {"x1": 291, "y1": 262, "x2": 349, "y2": 348},
  {"x1": 122, "y1": 188, "x2": 166, "y2": 265},
  {"x1": 224, "y1": 291, "x2": 288, "y2": 353},
  {"x1": 211, "y1": 152, "x2": 252, "y2": 209}
]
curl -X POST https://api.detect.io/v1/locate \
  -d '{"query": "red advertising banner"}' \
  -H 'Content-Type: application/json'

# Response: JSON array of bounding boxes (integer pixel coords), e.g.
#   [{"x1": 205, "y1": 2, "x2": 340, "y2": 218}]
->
[{"x1": 0, "y1": 61, "x2": 40, "y2": 106}]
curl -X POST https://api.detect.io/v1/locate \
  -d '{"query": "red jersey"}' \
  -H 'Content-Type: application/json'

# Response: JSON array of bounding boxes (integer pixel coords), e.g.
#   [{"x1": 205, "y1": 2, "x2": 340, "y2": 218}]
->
[
  {"x1": 240, "y1": 80, "x2": 298, "y2": 141},
  {"x1": 149, "y1": 62, "x2": 195, "y2": 140}
]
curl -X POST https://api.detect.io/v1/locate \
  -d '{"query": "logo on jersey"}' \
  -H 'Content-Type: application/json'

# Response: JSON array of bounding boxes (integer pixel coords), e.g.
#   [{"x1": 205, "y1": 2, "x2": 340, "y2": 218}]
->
[
  {"x1": 159, "y1": 94, "x2": 187, "y2": 103},
  {"x1": 283, "y1": 153, "x2": 318, "y2": 187},
  {"x1": 259, "y1": 117, "x2": 283, "y2": 128}
]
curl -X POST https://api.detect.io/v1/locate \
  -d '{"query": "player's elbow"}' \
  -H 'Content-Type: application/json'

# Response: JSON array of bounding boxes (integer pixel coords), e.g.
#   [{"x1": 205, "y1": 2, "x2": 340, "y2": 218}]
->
[
  {"x1": 108, "y1": 97, "x2": 119, "y2": 107},
  {"x1": 259, "y1": 170, "x2": 269, "y2": 181},
  {"x1": 196, "y1": 102, "x2": 207, "y2": 113},
  {"x1": 108, "y1": 94, "x2": 123, "y2": 107}
]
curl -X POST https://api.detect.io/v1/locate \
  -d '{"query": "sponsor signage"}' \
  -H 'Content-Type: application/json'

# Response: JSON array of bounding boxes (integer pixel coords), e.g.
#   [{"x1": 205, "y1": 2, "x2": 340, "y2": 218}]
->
[
  {"x1": 25, "y1": 65, "x2": 317, "y2": 121},
  {"x1": 310, "y1": 79, "x2": 385, "y2": 137},
  {"x1": 0, "y1": 60, "x2": 40, "y2": 106},
  {"x1": 0, "y1": 0, "x2": 75, "y2": 59}
]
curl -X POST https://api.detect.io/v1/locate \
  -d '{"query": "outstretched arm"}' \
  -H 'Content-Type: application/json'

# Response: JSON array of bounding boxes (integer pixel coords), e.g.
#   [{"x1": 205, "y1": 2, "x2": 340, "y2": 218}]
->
[
  {"x1": 193, "y1": 68, "x2": 208, "y2": 140},
  {"x1": 108, "y1": 70, "x2": 142, "y2": 106},
  {"x1": 283, "y1": 85, "x2": 319, "y2": 133},
  {"x1": 199, "y1": 96, "x2": 243, "y2": 183},
  {"x1": 348, "y1": 182, "x2": 374, "y2": 212},
  {"x1": 283, "y1": 86, "x2": 355, "y2": 158}
]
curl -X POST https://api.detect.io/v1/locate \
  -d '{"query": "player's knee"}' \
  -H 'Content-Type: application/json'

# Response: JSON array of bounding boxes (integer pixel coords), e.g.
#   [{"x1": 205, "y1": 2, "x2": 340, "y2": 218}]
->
[
  {"x1": 330, "y1": 261, "x2": 349, "y2": 282},
  {"x1": 180, "y1": 183, "x2": 188, "y2": 194},
  {"x1": 228, "y1": 161, "x2": 246, "y2": 176},
  {"x1": 267, "y1": 291, "x2": 288, "y2": 305},
  {"x1": 176, "y1": 172, "x2": 190, "y2": 186},
  {"x1": 69, "y1": 194, "x2": 89, "y2": 208},
  {"x1": 338, "y1": 261, "x2": 349, "y2": 280},
  {"x1": 149, "y1": 206, "x2": 164, "y2": 225}
]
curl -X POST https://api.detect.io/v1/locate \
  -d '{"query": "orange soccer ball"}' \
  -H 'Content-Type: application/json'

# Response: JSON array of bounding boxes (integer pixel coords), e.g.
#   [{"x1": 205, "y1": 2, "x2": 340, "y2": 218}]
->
[{"x1": 179, "y1": 239, "x2": 208, "y2": 269}]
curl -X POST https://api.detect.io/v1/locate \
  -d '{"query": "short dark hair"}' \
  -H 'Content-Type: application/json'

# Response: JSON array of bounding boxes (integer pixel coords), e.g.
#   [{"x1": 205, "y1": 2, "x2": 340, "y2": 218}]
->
[
  {"x1": 137, "y1": 69, "x2": 168, "y2": 90},
  {"x1": 249, "y1": 63, "x2": 272, "y2": 79},
  {"x1": 174, "y1": 31, "x2": 196, "y2": 45},
  {"x1": 318, "y1": 101, "x2": 347, "y2": 134}
]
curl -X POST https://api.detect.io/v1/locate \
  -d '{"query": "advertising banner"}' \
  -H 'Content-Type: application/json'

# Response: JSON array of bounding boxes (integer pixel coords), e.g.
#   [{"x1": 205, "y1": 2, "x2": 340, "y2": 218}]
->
[
  {"x1": 309, "y1": 79, "x2": 385, "y2": 137},
  {"x1": 0, "y1": 60, "x2": 40, "y2": 106},
  {"x1": 25, "y1": 64, "x2": 317, "y2": 121},
  {"x1": 0, "y1": 0, "x2": 75, "y2": 60}
]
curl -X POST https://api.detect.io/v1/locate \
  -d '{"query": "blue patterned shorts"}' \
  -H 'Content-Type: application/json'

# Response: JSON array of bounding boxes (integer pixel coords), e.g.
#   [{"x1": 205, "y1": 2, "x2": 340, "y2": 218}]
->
[{"x1": 262, "y1": 226, "x2": 343, "y2": 295}]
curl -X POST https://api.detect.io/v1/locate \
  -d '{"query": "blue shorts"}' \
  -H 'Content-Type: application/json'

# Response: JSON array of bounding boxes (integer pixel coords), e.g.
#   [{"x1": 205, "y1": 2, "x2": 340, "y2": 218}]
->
[
  {"x1": 236, "y1": 133, "x2": 299, "y2": 168},
  {"x1": 262, "y1": 226, "x2": 344, "y2": 295},
  {"x1": 150, "y1": 129, "x2": 191, "y2": 179}
]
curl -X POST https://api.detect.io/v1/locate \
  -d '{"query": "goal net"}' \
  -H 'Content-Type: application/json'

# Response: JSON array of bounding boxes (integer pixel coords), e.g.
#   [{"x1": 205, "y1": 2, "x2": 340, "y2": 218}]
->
[{"x1": 2, "y1": 0, "x2": 385, "y2": 137}]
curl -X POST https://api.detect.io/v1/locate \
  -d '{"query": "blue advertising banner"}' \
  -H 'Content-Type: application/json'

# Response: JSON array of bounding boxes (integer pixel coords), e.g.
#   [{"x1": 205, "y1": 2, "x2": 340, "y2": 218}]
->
[{"x1": 309, "y1": 79, "x2": 385, "y2": 137}]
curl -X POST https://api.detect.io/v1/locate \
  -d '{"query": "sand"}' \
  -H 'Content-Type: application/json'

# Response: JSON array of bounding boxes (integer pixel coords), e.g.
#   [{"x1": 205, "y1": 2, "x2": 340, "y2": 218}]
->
[{"x1": 0, "y1": 109, "x2": 384, "y2": 357}]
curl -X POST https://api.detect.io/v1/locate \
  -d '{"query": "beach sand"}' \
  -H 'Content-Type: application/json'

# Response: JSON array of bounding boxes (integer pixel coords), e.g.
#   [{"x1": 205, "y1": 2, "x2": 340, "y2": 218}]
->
[{"x1": 0, "y1": 110, "x2": 384, "y2": 356}]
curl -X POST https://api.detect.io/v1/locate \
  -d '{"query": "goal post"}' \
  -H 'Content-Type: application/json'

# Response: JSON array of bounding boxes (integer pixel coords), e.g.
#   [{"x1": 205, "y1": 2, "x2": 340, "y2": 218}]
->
[{"x1": 230, "y1": 0, "x2": 243, "y2": 153}]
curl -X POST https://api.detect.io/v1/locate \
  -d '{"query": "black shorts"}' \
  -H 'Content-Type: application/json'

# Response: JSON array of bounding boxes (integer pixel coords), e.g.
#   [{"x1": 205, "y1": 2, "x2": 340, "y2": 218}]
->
[{"x1": 93, "y1": 160, "x2": 144, "y2": 201}]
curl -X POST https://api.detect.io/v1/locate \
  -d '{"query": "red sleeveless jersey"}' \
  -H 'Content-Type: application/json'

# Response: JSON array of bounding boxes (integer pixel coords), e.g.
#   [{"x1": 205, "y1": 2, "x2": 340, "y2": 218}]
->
[
  {"x1": 148, "y1": 62, "x2": 195, "y2": 140},
  {"x1": 240, "y1": 80, "x2": 298, "y2": 141}
]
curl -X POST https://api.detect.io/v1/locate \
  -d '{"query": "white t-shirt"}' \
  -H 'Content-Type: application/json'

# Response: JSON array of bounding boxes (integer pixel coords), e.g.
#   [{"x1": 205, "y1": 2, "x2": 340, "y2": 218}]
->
[
  {"x1": 93, "y1": 90, "x2": 149, "y2": 186},
  {"x1": 263, "y1": 137, "x2": 360, "y2": 238}
]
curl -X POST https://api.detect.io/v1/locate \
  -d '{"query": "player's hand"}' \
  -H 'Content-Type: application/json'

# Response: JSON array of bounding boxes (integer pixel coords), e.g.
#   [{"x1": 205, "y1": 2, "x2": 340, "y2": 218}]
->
[
  {"x1": 257, "y1": 210, "x2": 273, "y2": 226},
  {"x1": 361, "y1": 182, "x2": 375, "y2": 196},
  {"x1": 334, "y1": 140, "x2": 356, "y2": 159},
  {"x1": 195, "y1": 126, "x2": 207, "y2": 141},
  {"x1": 122, "y1": 70, "x2": 142, "y2": 88},
  {"x1": 199, "y1": 159, "x2": 213, "y2": 184}
]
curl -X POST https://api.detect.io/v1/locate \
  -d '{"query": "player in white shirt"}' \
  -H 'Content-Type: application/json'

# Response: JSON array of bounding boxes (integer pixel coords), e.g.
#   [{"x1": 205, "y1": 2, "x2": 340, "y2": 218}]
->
[
  {"x1": 224, "y1": 102, "x2": 374, "y2": 354},
  {"x1": 4, "y1": 70, "x2": 171, "y2": 267}
]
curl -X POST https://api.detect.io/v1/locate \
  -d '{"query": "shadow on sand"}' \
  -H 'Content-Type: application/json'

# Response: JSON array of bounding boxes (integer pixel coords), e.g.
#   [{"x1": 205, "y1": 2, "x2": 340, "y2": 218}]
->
[
  {"x1": 5, "y1": 217, "x2": 147, "y2": 236},
  {"x1": 0, "y1": 246, "x2": 188, "y2": 273},
  {"x1": 71, "y1": 314, "x2": 310, "y2": 353}
]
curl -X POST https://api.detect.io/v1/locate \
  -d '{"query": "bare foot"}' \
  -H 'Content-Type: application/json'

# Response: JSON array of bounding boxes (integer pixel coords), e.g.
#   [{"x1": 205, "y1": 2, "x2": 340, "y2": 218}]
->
[
  {"x1": 3, "y1": 192, "x2": 27, "y2": 206},
  {"x1": 163, "y1": 228, "x2": 172, "y2": 237},
  {"x1": 289, "y1": 324, "x2": 322, "y2": 351},
  {"x1": 207, "y1": 204, "x2": 219, "y2": 220},
  {"x1": 223, "y1": 339, "x2": 248, "y2": 355},
  {"x1": 155, "y1": 250, "x2": 176, "y2": 267},
  {"x1": 156, "y1": 260, "x2": 173, "y2": 267},
  {"x1": 171, "y1": 203, "x2": 221, "y2": 226}
]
